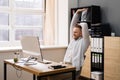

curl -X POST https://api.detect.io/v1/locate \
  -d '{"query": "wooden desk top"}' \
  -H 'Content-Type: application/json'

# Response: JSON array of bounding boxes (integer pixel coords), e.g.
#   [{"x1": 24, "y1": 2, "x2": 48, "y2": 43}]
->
[{"x1": 4, "y1": 59, "x2": 76, "y2": 76}]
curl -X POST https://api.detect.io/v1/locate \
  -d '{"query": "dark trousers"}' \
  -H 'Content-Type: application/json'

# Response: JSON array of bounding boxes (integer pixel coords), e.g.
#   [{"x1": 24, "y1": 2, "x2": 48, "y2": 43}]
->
[{"x1": 64, "y1": 67, "x2": 82, "y2": 80}]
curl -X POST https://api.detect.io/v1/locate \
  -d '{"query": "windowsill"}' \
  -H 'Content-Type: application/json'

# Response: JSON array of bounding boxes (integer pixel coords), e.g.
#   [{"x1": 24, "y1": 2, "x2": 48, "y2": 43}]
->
[
  {"x1": 0, "y1": 46, "x2": 22, "y2": 52},
  {"x1": 41, "y1": 45, "x2": 67, "y2": 49},
  {"x1": 0, "y1": 45, "x2": 68, "y2": 52}
]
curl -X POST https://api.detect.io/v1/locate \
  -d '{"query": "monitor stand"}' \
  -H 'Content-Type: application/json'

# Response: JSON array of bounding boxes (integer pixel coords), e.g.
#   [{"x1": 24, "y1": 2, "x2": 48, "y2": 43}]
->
[{"x1": 20, "y1": 56, "x2": 37, "y2": 65}]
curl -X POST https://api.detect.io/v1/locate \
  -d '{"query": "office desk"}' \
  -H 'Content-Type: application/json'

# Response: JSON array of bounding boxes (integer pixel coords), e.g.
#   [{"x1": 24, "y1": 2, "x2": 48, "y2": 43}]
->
[{"x1": 4, "y1": 59, "x2": 76, "y2": 80}]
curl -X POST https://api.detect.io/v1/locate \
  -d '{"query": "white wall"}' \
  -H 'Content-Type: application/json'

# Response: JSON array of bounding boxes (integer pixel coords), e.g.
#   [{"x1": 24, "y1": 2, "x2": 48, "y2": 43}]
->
[{"x1": 56, "y1": 0, "x2": 78, "y2": 45}]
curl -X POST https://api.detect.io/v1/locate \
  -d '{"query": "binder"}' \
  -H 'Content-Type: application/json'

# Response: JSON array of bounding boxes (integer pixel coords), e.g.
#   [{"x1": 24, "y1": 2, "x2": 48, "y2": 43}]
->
[
  {"x1": 91, "y1": 38, "x2": 94, "y2": 52},
  {"x1": 94, "y1": 38, "x2": 97, "y2": 52},
  {"x1": 96, "y1": 38, "x2": 99, "y2": 52},
  {"x1": 99, "y1": 38, "x2": 103, "y2": 53},
  {"x1": 98, "y1": 38, "x2": 100, "y2": 52}
]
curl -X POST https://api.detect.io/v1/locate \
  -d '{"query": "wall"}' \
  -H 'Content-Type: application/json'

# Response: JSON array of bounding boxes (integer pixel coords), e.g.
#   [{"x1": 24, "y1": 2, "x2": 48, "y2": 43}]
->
[
  {"x1": 79, "y1": 0, "x2": 120, "y2": 36},
  {"x1": 56, "y1": 0, "x2": 79, "y2": 45},
  {"x1": 0, "y1": 47, "x2": 66, "y2": 80}
]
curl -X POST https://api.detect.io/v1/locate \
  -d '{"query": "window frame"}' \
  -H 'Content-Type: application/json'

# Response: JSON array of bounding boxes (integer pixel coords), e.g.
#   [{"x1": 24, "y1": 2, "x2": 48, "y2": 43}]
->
[{"x1": 0, "y1": 0, "x2": 46, "y2": 47}]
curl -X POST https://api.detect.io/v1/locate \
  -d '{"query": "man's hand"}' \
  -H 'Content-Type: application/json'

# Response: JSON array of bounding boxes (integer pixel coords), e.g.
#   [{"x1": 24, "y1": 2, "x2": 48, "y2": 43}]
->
[{"x1": 76, "y1": 8, "x2": 88, "y2": 14}]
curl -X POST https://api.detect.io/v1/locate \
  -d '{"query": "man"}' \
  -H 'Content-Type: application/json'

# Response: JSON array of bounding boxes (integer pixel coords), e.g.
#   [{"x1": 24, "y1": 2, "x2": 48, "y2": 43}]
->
[{"x1": 63, "y1": 8, "x2": 90, "y2": 79}]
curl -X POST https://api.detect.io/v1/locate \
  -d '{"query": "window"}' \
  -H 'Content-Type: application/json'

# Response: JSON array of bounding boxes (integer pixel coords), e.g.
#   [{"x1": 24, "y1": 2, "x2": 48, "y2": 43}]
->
[{"x1": 0, "y1": 0, "x2": 45, "y2": 47}]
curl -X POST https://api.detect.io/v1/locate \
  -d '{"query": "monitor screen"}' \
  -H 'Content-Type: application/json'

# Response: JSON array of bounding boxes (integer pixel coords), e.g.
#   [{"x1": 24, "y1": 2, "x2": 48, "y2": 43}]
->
[{"x1": 21, "y1": 36, "x2": 43, "y2": 61}]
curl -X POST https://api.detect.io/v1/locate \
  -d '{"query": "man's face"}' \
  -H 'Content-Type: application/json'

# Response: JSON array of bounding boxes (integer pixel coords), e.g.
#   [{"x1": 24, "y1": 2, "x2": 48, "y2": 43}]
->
[{"x1": 73, "y1": 27, "x2": 82, "y2": 40}]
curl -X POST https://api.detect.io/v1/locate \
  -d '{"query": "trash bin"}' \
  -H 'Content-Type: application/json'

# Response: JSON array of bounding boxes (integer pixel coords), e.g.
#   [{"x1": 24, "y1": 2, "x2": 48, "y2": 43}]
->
[{"x1": 91, "y1": 71, "x2": 103, "y2": 80}]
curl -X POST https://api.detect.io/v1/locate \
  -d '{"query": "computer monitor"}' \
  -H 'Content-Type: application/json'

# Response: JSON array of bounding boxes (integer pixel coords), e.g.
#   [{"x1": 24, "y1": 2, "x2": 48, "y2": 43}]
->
[{"x1": 21, "y1": 36, "x2": 43, "y2": 63}]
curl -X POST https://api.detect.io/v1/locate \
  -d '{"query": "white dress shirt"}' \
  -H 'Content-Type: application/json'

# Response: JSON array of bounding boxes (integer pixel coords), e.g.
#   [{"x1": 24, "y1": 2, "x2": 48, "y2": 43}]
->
[{"x1": 63, "y1": 13, "x2": 90, "y2": 71}]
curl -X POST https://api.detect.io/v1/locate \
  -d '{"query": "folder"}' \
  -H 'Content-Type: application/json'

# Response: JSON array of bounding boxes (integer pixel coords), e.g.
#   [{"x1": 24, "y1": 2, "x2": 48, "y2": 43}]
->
[
  {"x1": 100, "y1": 54, "x2": 102, "y2": 63},
  {"x1": 98, "y1": 38, "x2": 100, "y2": 52},
  {"x1": 91, "y1": 38, "x2": 94, "y2": 52},
  {"x1": 94, "y1": 38, "x2": 97, "y2": 52},
  {"x1": 96, "y1": 38, "x2": 99, "y2": 52},
  {"x1": 99, "y1": 38, "x2": 103, "y2": 53}
]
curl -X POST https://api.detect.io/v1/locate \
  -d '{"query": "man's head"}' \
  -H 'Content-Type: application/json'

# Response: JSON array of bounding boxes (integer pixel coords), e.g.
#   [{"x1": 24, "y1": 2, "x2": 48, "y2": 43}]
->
[{"x1": 72, "y1": 24, "x2": 82, "y2": 40}]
